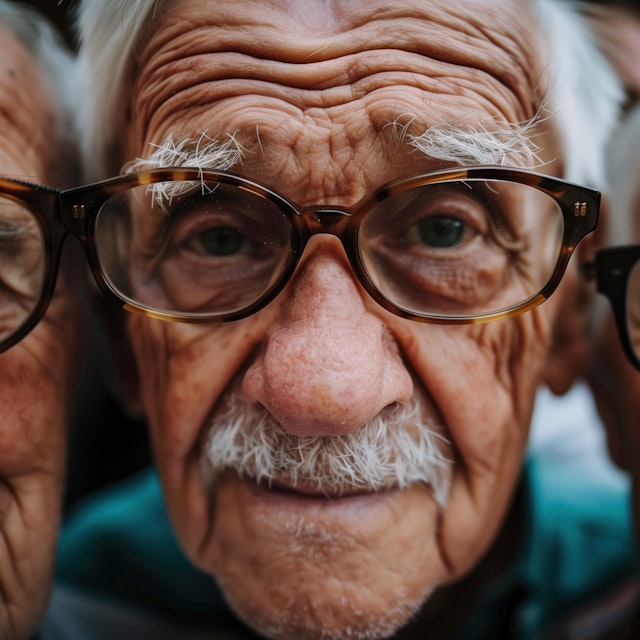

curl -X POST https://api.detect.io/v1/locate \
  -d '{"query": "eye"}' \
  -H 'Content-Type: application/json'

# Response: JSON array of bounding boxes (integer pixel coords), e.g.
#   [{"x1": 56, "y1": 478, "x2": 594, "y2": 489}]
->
[
  {"x1": 416, "y1": 215, "x2": 466, "y2": 248},
  {"x1": 197, "y1": 226, "x2": 246, "y2": 256}
]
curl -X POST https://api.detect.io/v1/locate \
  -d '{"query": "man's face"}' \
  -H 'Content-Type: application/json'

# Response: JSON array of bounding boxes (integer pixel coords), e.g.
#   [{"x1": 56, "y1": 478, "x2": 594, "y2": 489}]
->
[
  {"x1": 0, "y1": 25, "x2": 83, "y2": 639},
  {"x1": 122, "y1": 0, "x2": 565, "y2": 637}
]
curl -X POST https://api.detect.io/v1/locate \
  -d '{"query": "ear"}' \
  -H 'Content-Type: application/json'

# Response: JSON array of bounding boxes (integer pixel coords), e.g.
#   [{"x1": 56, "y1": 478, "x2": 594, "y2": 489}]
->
[
  {"x1": 542, "y1": 199, "x2": 609, "y2": 395},
  {"x1": 92, "y1": 288, "x2": 144, "y2": 418}
]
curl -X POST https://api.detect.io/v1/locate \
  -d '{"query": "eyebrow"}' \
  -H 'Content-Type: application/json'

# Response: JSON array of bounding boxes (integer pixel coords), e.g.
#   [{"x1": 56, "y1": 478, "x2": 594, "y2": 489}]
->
[
  {"x1": 396, "y1": 109, "x2": 549, "y2": 169},
  {"x1": 123, "y1": 130, "x2": 246, "y2": 174},
  {"x1": 127, "y1": 107, "x2": 549, "y2": 178},
  {"x1": 123, "y1": 131, "x2": 247, "y2": 212}
]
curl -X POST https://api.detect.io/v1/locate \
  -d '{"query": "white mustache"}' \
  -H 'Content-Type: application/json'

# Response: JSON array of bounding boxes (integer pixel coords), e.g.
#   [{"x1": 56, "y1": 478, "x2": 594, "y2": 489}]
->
[{"x1": 201, "y1": 393, "x2": 453, "y2": 507}]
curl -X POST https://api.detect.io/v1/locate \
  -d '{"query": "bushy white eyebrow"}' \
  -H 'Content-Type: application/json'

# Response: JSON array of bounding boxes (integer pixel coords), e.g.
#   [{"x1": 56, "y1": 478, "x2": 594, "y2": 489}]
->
[
  {"x1": 388, "y1": 110, "x2": 548, "y2": 169},
  {"x1": 122, "y1": 131, "x2": 246, "y2": 212},
  {"x1": 124, "y1": 130, "x2": 246, "y2": 173}
]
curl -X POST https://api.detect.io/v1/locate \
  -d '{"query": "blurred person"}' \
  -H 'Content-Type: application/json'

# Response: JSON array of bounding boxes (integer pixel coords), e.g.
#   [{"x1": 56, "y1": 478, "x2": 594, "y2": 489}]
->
[
  {"x1": 585, "y1": 1, "x2": 640, "y2": 107},
  {"x1": 0, "y1": 2, "x2": 84, "y2": 638},
  {"x1": 42, "y1": 0, "x2": 639, "y2": 639},
  {"x1": 578, "y1": 0, "x2": 640, "y2": 536},
  {"x1": 587, "y1": 102, "x2": 640, "y2": 534},
  {"x1": 583, "y1": 101, "x2": 640, "y2": 638}
]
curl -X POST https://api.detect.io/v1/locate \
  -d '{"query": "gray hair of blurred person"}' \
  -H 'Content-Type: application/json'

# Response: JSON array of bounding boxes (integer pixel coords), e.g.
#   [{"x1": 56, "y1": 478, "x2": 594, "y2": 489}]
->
[
  {"x1": 605, "y1": 104, "x2": 640, "y2": 245},
  {"x1": 0, "y1": 0, "x2": 77, "y2": 186},
  {"x1": 75, "y1": 0, "x2": 624, "y2": 187}
]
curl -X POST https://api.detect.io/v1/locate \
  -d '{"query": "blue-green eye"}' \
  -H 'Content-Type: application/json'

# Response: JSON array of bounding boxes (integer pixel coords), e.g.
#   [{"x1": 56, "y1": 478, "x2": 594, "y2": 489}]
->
[
  {"x1": 417, "y1": 215, "x2": 465, "y2": 248},
  {"x1": 198, "y1": 226, "x2": 245, "y2": 256}
]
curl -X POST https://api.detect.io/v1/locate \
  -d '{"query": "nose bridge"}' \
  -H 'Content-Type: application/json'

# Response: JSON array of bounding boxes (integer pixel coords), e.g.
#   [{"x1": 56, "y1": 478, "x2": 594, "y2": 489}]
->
[
  {"x1": 298, "y1": 206, "x2": 352, "y2": 241},
  {"x1": 58, "y1": 188, "x2": 93, "y2": 240}
]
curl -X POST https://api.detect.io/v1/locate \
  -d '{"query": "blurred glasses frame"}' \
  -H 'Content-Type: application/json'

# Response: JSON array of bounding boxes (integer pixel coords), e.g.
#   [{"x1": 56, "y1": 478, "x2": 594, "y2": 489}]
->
[
  {"x1": 583, "y1": 245, "x2": 640, "y2": 370},
  {"x1": 0, "y1": 166, "x2": 601, "y2": 353}
]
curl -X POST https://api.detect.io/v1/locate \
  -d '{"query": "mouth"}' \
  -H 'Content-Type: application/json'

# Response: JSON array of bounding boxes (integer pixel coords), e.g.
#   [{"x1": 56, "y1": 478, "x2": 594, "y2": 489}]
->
[
  {"x1": 215, "y1": 472, "x2": 426, "y2": 527},
  {"x1": 258, "y1": 478, "x2": 387, "y2": 499}
]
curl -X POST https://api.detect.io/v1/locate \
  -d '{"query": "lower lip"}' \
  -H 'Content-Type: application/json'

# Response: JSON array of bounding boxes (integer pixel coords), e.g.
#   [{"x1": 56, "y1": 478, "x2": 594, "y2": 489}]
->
[{"x1": 242, "y1": 476, "x2": 400, "y2": 514}]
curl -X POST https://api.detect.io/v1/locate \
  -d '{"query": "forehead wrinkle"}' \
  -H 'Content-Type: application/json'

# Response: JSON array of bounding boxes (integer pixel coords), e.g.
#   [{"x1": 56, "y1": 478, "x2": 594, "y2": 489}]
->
[
  {"x1": 131, "y1": 0, "x2": 547, "y2": 140},
  {"x1": 0, "y1": 26, "x2": 56, "y2": 182},
  {"x1": 142, "y1": 0, "x2": 539, "y2": 74},
  {"x1": 127, "y1": 1, "x2": 554, "y2": 201},
  {"x1": 133, "y1": 64, "x2": 541, "y2": 178}
]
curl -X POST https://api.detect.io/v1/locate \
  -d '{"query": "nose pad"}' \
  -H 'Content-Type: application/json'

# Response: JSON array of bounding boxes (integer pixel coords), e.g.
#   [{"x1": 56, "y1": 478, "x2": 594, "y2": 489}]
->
[{"x1": 242, "y1": 247, "x2": 413, "y2": 436}]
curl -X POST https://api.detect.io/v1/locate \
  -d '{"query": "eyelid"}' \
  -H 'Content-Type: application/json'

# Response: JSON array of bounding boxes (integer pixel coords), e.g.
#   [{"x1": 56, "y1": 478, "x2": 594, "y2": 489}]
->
[
  {"x1": 168, "y1": 208, "x2": 253, "y2": 247},
  {"x1": 395, "y1": 186, "x2": 492, "y2": 233},
  {"x1": 0, "y1": 223, "x2": 29, "y2": 238}
]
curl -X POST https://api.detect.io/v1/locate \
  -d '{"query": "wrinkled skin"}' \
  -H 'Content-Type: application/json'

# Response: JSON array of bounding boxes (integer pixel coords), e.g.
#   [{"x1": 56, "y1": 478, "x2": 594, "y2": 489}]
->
[
  {"x1": 0, "y1": 26, "x2": 84, "y2": 640},
  {"x1": 118, "y1": 0, "x2": 577, "y2": 637}
]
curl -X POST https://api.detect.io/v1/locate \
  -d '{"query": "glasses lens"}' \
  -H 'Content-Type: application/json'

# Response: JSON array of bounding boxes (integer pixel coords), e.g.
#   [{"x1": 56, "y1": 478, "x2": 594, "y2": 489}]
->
[
  {"x1": 0, "y1": 195, "x2": 46, "y2": 343},
  {"x1": 358, "y1": 179, "x2": 564, "y2": 318},
  {"x1": 94, "y1": 180, "x2": 293, "y2": 317},
  {"x1": 626, "y1": 259, "x2": 640, "y2": 363}
]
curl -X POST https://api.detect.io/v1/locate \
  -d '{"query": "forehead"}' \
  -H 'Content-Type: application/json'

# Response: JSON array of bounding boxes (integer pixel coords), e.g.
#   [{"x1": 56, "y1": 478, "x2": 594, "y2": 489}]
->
[
  {"x1": 128, "y1": 0, "x2": 553, "y2": 198},
  {"x1": 0, "y1": 25, "x2": 54, "y2": 180}
]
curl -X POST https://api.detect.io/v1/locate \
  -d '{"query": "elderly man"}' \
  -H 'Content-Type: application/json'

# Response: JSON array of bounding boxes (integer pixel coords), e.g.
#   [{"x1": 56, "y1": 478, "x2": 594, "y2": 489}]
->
[
  {"x1": 46, "y1": 0, "x2": 637, "y2": 638},
  {"x1": 0, "y1": 3, "x2": 83, "y2": 639}
]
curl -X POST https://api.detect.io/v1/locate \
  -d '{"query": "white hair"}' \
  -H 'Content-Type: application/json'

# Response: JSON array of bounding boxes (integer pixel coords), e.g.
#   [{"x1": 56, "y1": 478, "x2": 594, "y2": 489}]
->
[
  {"x1": 532, "y1": 0, "x2": 624, "y2": 187},
  {"x1": 76, "y1": 0, "x2": 623, "y2": 187},
  {"x1": 0, "y1": 0, "x2": 78, "y2": 183},
  {"x1": 201, "y1": 393, "x2": 453, "y2": 507},
  {"x1": 404, "y1": 109, "x2": 547, "y2": 169},
  {"x1": 76, "y1": 0, "x2": 160, "y2": 180},
  {"x1": 606, "y1": 104, "x2": 640, "y2": 244}
]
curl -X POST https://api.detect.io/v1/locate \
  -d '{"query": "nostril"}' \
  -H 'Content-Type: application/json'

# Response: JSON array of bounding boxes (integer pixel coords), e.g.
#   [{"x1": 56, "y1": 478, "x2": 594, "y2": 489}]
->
[{"x1": 242, "y1": 321, "x2": 411, "y2": 437}]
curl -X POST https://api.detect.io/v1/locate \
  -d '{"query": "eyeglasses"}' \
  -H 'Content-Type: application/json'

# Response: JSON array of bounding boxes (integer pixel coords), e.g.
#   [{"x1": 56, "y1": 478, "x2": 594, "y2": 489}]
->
[
  {"x1": 0, "y1": 166, "x2": 600, "y2": 353},
  {"x1": 583, "y1": 245, "x2": 640, "y2": 370}
]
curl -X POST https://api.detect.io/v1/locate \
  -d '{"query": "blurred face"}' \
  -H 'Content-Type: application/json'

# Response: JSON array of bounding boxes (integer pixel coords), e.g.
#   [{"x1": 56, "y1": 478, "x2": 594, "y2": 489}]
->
[
  {"x1": 587, "y1": 8, "x2": 640, "y2": 542},
  {"x1": 0, "y1": 26, "x2": 83, "y2": 639},
  {"x1": 122, "y1": 0, "x2": 565, "y2": 637},
  {"x1": 590, "y1": 5, "x2": 640, "y2": 96},
  {"x1": 590, "y1": 173, "x2": 640, "y2": 536}
]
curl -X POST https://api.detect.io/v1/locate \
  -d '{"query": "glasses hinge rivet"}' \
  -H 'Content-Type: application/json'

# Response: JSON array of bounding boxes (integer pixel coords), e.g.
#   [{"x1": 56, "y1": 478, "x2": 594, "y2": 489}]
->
[{"x1": 573, "y1": 202, "x2": 587, "y2": 217}]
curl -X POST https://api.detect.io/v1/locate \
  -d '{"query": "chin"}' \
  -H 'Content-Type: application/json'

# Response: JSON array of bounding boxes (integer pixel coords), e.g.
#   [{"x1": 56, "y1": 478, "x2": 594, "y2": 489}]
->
[
  {"x1": 198, "y1": 474, "x2": 444, "y2": 640},
  {"x1": 218, "y1": 569, "x2": 436, "y2": 640}
]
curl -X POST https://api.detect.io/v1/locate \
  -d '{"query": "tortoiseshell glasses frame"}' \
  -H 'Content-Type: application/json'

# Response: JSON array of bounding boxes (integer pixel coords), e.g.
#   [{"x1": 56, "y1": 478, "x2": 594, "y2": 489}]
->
[{"x1": 0, "y1": 166, "x2": 600, "y2": 353}]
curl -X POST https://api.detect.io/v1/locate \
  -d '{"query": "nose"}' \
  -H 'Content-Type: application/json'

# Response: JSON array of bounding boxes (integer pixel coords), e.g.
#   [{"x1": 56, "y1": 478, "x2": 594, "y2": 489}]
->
[{"x1": 242, "y1": 245, "x2": 414, "y2": 436}]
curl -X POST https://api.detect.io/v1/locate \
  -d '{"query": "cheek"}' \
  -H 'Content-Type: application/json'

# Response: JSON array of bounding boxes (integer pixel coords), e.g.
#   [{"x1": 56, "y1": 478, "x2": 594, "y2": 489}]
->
[
  {"x1": 399, "y1": 311, "x2": 551, "y2": 576},
  {"x1": 407, "y1": 312, "x2": 550, "y2": 456},
  {"x1": 127, "y1": 315, "x2": 275, "y2": 550},
  {"x1": 0, "y1": 327, "x2": 73, "y2": 475},
  {"x1": 128, "y1": 319, "x2": 244, "y2": 457},
  {"x1": 590, "y1": 315, "x2": 640, "y2": 467},
  {"x1": 0, "y1": 371, "x2": 58, "y2": 466}
]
